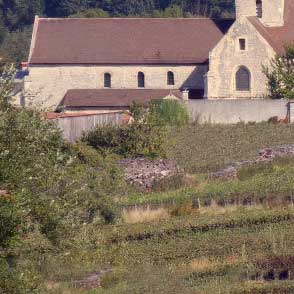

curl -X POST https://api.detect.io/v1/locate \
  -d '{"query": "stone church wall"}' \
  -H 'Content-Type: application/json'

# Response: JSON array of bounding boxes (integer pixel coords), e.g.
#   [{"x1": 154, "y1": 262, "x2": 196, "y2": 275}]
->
[
  {"x1": 24, "y1": 64, "x2": 207, "y2": 110},
  {"x1": 206, "y1": 17, "x2": 276, "y2": 99},
  {"x1": 261, "y1": 0, "x2": 284, "y2": 27}
]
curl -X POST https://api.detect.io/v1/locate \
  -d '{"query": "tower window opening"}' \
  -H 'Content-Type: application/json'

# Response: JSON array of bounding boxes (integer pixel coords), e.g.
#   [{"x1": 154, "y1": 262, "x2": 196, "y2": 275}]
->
[
  {"x1": 256, "y1": 0, "x2": 262, "y2": 18},
  {"x1": 239, "y1": 38, "x2": 246, "y2": 50}
]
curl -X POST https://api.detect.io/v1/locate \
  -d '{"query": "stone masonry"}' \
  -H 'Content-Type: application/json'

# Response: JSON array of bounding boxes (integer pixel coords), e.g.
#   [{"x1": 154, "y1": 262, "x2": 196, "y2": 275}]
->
[
  {"x1": 24, "y1": 65, "x2": 207, "y2": 110},
  {"x1": 205, "y1": 16, "x2": 276, "y2": 99}
]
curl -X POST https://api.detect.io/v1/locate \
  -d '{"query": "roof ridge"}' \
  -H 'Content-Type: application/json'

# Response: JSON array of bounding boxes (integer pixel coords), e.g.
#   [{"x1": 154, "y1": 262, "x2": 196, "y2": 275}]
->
[{"x1": 39, "y1": 17, "x2": 213, "y2": 20}]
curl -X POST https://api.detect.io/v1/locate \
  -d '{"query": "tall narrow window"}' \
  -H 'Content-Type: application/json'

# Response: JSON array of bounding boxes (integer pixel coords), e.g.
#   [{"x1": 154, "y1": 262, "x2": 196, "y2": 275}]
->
[
  {"x1": 239, "y1": 38, "x2": 246, "y2": 51},
  {"x1": 104, "y1": 73, "x2": 111, "y2": 88},
  {"x1": 167, "y1": 71, "x2": 175, "y2": 85},
  {"x1": 138, "y1": 72, "x2": 145, "y2": 88},
  {"x1": 256, "y1": 0, "x2": 262, "y2": 18},
  {"x1": 236, "y1": 66, "x2": 251, "y2": 91}
]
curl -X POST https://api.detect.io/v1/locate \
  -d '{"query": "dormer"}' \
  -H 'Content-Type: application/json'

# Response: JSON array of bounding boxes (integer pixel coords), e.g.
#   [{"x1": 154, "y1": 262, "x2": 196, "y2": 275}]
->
[{"x1": 235, "y1": 0, "x2": 285, "y2": 27}]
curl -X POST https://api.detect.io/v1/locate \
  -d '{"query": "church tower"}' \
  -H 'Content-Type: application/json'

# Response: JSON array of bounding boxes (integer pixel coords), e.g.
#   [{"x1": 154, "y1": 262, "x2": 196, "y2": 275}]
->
[{"x1": 235, "y1": 0, "x2": 285, "y2": 27}]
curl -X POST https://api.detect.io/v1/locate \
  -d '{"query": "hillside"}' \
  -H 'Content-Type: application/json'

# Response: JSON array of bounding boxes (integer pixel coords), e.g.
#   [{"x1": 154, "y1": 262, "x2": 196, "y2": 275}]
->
[
  {"x1": 39, "y1": 123, "x2": 294, "y2": 293},
  {"x1": 2, "y1": 101, "x2": 294, "y2": 293}
]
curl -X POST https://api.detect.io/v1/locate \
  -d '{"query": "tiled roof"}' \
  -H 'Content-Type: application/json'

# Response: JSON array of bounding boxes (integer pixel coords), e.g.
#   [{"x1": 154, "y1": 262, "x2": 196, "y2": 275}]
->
[
  {"x1": 44, "y1": 112, "x2": 114, "y2": 119},
  {"x1": 60, "y1": 89, "x2": 183, "y2": 108},
  {"x1": 248, "y1": 0, "x2": 294, "y2": 55},
  {"x1": 29, "y1": 18, "x2": 233, "y2": 65}
]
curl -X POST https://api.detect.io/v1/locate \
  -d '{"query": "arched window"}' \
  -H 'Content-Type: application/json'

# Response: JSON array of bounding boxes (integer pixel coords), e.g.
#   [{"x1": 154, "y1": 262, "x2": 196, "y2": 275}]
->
[
  {"x1": 236, "y1": 66, "x2": 251, "y2": 91},
  {"x1": 104, "y1": 73, "x2": 111, "y2": 88},
  {"x1": 167, "y1": 71, "x2": 175, "y2": 85},
  {"x1": 138, "y1": 72, "x2": 145, "y2": 88},
  {"x1": 256, "y1": 0, "x2": 262, "y2": 18}
]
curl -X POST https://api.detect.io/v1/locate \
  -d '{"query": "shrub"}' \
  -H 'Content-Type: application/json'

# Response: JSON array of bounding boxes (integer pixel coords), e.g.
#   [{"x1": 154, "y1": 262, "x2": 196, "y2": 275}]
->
[
  {"x1": 82, "y1": 103, "x2": 167, "y2": 158},
  {"x1": 149, "y1": 99, "x2": 189, "y2": 126},
  {"x1": 264, "y1": 44, "x2": 294, "y2": 99},
  {"x1": 0, "y1": 195, "x2": 21, "y2": 250}
]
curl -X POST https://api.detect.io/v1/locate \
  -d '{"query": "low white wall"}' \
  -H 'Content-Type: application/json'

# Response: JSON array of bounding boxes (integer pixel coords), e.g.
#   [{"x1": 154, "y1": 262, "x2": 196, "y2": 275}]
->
[{"x1": 188, "y1": 99, "x2": 288, "y2": 124}]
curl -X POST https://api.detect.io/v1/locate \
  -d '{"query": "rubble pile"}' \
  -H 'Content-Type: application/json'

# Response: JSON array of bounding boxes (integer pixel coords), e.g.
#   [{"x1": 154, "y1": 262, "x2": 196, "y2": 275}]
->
[
  {"x1": 118, "y1": 158, "x2": 183, "y2": 191},
  {"x1": 211, "y1": 145, "x2": 294, "y2": 180}
]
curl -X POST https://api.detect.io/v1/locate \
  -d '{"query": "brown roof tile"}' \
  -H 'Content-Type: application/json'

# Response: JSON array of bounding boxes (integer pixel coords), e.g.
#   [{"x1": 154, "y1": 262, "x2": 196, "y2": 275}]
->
[
  {"x1": 44, "y1": 111, "x2": 113, "y2": 119},
  {"x1": 61, "y1": 89, "x2": 182, "y2": 108},
  {"x1": 29, "y1": 18, "x2": 232, "y2": 65}
]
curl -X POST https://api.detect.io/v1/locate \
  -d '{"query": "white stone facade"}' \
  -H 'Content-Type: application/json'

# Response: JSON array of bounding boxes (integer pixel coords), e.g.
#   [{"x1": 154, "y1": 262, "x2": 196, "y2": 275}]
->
[
  {"x1": 205, "y1": 0, "x2": 286, "y2": 99},
  {"x1": 236, "y1": 0, "x2": 284, "y2": 27},
  {"x1": 205, "y1": 17, "x2": 276, "y2": 99},
  {"x1": 24, "y1": 65, "x2": 207, "y2": 110}
]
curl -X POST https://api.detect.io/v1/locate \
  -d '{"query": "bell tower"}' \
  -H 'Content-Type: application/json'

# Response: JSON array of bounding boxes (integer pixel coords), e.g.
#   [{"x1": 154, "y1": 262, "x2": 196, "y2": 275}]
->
[
  {"x1": 235, "y1": 0, "x2": 256, "y2": 18},
  {"x1": 235, "y1": 0, "x2": 285, "y2": 27}
]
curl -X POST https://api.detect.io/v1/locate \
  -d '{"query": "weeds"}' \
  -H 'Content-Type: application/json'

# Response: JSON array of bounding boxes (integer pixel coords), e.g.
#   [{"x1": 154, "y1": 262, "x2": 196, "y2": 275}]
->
[{"x1": 122, "y1": 206, "x2": 170, "y2": 224}]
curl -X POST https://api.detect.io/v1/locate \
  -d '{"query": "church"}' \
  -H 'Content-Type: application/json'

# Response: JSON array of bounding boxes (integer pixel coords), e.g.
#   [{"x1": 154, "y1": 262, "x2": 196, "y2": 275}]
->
[{"x1": 23, "y1": 0, "x2": 294, "y2": 112}]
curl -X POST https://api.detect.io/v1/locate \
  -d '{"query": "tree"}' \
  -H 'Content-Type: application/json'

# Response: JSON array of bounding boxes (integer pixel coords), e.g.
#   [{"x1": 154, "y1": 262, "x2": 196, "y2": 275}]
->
[
  {"x1": 2, "y1": 0, "x2": 44, "y2": 30},
  {"x1": 0, "y1": 27, "x2": 32, "y2": 64},
  {"x1": 70, "y1": 7, "x2": 109, "y2": 18},
  {"x1": 0, "y1": 63, "x2": 16, "y2": 111},
  {"x1": 264, "y1": 45, "x2": 294, "y2": 100},
  {"x1": 162, "y1": 5, "x2": 183, "y2": 17}
]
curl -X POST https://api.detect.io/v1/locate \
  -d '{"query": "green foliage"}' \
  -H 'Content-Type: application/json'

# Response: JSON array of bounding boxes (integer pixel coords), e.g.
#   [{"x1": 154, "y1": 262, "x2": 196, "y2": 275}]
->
[
  {"x1": 0, "y1": 196, "x2": 21, "y2": 250},
  {"x1": 0, "y1": 65, "x2": 126, "y2": 234},
  {"x1": 0, "y1": 27, "x2": 32, "y2": 64},
  {"x1": 0, "y1": 65, "x2": 130, "y2": 292},
  {"x1": 82, "y1": 103, "x2": 167, "y2": 158},
  {"x1": 153, "y1": 5, "x2": 184, "y2": 17},
  {"x1": 264, "y1": 44, "x2": 294, "y2": 100},
  {"x1": 0, "y1": 64, "x2": 16, "y2": 110},
  {"x1": 150, "y1": 99, "x2": 189, "y2": 126},
  {"x1": 70, "y1": 7, "x2": 109, "y2": 18}
]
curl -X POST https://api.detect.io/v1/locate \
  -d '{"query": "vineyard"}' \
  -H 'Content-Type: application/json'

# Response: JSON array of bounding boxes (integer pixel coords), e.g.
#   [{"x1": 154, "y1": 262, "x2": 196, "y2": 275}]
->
[{"x1": 32, "y1": 122, "x2": 294, "y2": 293}]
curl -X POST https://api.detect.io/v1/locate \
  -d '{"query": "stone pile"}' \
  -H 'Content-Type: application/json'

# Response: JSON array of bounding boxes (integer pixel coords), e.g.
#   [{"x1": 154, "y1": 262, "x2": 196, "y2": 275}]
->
[
  {"x1": 118, "y1": 158, "x2": 183, "y2": 191},
  {"x1": 211, "y1": 144, "x2": 294, "y2": 180},
  {"x1": 258, "y1": 145, "x2": 294, "y2": 161},
  {"x1": 74, "y1": 269, "x2": 112, "y2": 289}
]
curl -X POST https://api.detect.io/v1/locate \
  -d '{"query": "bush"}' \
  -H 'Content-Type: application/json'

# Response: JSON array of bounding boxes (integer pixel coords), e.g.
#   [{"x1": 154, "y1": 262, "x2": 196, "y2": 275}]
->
[
  {"x1": 149, "y1": 99, "x2": 189, "y2": 126},
  {"x1": 0, "y1": 195, "x2": 21, "y2": 250},
  {"x1": 0, "y1": 65, "x2": 130, "y2": 291},
  {"x1": 82, "y1": 103, "x2": 167, "y2": 158},
  {"x1": 264, "y1": 44, "x2": 294, "y2": 99},
  {"x1": 0, "y1": 108, "x2": 126, "y2": 237}
]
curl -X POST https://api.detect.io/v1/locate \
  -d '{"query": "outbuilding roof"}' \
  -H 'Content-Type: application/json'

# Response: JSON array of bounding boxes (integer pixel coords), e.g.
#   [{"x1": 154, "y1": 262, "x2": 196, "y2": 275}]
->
[
  {"x1": 29, "y1": 18, "x2": 233, "y2": 65},
  {"x1": 60, "y1": 89, "x2": 183, "y2": 109}
]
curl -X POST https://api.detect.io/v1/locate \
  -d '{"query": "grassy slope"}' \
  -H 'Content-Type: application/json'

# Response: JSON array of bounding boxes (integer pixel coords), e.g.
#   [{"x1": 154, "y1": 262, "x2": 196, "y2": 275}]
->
[
  {"x1": 41, "y1": 123, "x2": 294, "y2": 293},
  {"x1": 167, "y1": 123, "x2": 294, "y2": 173}
]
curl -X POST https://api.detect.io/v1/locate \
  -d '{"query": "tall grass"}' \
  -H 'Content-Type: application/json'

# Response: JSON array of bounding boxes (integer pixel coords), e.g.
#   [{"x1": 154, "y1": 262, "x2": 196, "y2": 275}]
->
[{"x1": 122, "y1": 206, "x2": 169, "y2": 224}]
